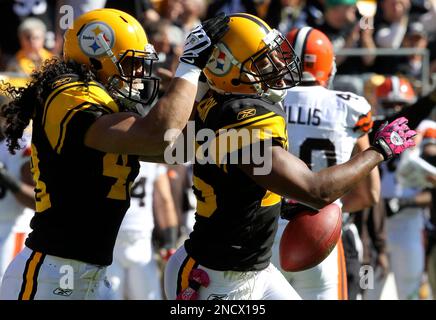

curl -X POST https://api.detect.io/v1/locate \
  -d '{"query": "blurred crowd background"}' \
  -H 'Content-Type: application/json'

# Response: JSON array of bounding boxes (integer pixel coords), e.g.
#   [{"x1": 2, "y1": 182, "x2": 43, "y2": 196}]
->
[
  {"x1": 0, "y1": 0, "x2": 436, "y2": 97},
  {"x1": 1, "y1": 0, "x2": 436, "y2": 300}
]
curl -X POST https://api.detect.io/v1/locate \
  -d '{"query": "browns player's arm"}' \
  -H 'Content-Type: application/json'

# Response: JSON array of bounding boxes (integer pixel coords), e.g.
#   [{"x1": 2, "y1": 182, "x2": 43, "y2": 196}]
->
[
  {"x1": 85, "y1": 78, "x2": 198, "y2": 157},
  {"x1": 341, "y1": 134, "x2": 381, "y2": 213},
  {"x1": 238, "y1": 145, "x2": 384, "y2": 210}
]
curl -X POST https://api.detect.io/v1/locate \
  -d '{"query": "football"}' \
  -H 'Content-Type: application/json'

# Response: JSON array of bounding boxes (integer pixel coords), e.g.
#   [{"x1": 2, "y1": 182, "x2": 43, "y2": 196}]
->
[{"x1": 279, "y1": 203, "x2": 342, "y2": 272}]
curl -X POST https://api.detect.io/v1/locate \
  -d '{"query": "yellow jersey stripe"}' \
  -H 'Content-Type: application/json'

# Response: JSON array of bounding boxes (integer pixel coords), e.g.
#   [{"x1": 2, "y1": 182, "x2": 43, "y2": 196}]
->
[
  {"x1": 54, "y1": 103, "x2": 93, "y2": 154},
  {"x1": 19, "y1": 251, "x2": 44, "y2": 300},
  {"x1": 180, "y1": 257, "x2": 197, "y2": 293},
  {"x1": 176, "y1": 255, "x2": 198, "y2": 295},
  {"x1": 42, "y1": 82, "x2": 116, "y2": 128},
  {"x1": 43, "y1": 81, "x2": 85, "y2": 126}
]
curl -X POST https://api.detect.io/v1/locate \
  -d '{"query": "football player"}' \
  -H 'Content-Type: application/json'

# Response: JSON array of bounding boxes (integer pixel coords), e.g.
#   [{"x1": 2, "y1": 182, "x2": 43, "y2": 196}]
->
[
  {"x1": 370, "y1": 77, "x2": 428, "y2": 300},
  {"x1": 163, "y1": 14, "x2": 415, "y2": 300},
  {"x1": 0, "y1": 9, "x2": 229, "y2": 300},
  {"x1": 106, "y1": 162, "x2": 177, "y2": 300},
  {"x1": 270, "y1": 27, "x2": 380, "y2": 300}
]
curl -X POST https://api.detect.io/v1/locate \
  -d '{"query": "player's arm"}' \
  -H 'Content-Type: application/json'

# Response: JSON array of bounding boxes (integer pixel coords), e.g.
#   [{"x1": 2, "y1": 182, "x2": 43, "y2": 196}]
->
[
  {"x1": 240, "y1": 145, "x2": 384, "y2": 209},
  {"x1": 341, "y1": 134, "x2": 381, "y2": 213},
  {"x1": 153, "y1": 169, "x2": 179, "y2": 259},
  {"x1": 240, "y1": 117, "x2": 415, "y2": 209},
  {"x1": 84, "y1": 14, "x2": 229, "y2": 158},
  {"x1": 138, "y1": 99, "x2": 197, "y2": 163}
]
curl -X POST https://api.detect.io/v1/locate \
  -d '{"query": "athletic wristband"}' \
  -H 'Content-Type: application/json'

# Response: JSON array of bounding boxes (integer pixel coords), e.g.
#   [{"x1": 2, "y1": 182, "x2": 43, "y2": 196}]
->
[
  {"x1": 174, "y1": 62, "x2": 201, "y2": 85},
  {"x1": 161, "y1": 226, "x2": 178, "y2": 249}
]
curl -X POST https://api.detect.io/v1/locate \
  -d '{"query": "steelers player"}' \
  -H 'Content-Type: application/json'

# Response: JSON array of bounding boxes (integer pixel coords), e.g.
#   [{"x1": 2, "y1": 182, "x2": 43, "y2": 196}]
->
[
  {"x1": 163, "y1": 13, "x2": 417, "y2": 300},
  {"x1": 0, "y1": 9, "x2": 229, "y2": 300}
]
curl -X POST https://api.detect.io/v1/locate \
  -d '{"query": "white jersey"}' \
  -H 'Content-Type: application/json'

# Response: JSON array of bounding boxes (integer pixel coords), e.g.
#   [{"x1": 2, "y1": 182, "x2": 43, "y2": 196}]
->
[
  {"x1": 284, "y1": 85, "x2": 372, "y2": 172},
  {"x1": 0, "y1": 135, "x2": 32, "y2": 223},
  {"x1": 119, "y1": 162, "x2": 167, "y2": 234}
]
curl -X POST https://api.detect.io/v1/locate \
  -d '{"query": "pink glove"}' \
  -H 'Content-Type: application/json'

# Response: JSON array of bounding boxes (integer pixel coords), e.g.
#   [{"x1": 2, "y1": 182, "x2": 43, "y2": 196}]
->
[
  {"x1": 176, "y1": 268, "x2": 210, "y2": 300},
  {"x1": 373, "y1": 117, "x2": 416, "y2": 160}
]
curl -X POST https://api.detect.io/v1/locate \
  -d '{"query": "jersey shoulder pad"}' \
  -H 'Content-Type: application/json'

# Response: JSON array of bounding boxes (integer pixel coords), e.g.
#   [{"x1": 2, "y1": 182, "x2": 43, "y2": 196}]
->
[
  {"x1": 334, "y1": 90, "x2": 373, "y2": 134},
  {"x1": 219, "y1": 96, "x2": 285, "y2": 129}
]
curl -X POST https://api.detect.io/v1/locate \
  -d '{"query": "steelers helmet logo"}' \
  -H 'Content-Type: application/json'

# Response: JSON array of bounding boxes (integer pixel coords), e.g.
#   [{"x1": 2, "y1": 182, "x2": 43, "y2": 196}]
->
[
  {"x1": 78, "y1": 22, "x2": 115, "y2": 57},
  {"x1": 206, "y1": 44, "x2": 232, "y2": 76}
]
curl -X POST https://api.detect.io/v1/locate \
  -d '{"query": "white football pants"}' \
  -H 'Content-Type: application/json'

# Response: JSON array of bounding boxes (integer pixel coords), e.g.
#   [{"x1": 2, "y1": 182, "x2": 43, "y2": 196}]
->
[
  {"x1": 0, "y1": 247, "x2": 111, "y2": 300},
  {"x1": 164, "y1": 245, "x2": 301, "y2": 300}
]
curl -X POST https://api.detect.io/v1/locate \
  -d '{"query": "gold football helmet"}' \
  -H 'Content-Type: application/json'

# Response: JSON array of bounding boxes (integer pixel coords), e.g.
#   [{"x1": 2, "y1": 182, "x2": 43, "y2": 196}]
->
[
  {"x1": 63, "y1": 9, "x2": 159, "y2": 105},
  {"x1": 204, "y1": 13, "x2": 301, "y2": 102}
]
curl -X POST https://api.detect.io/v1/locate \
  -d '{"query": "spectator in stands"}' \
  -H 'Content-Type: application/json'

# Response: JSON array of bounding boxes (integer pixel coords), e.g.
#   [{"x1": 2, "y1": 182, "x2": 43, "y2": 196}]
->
[
  {"x1": 178, "y1": 0, "x2": 207, "y2": 40},
  {"x1": 206, "y1": 0, "x2": 258, "y2": 18},
  {"x1": 266, "y1": 0, "x2": 313, "y2": 33},
  {"x1": 6, "y1": 18, "x2": 53, "y2": 76},
  {"x1": 0, "y1": 0, "x2": 57, "y2": 59},
  {"x1": 398, "y1": 21, "x2": 429, "y2": 79},
  {"x1": 105, "y1": 0, "x2": 158, "y2": 23},
  {"x1": 374, "y1": 0, "x2": 411, "y2": 48},
  {"x1": 318, "y1": 0, "x2": 376, "y2": 74},
  {"x1": 146, "y1": 19, "x2": 182, "y2": 98},
  {"x1": 372, "y1": 0, "x2": 412, "y2": 74}
]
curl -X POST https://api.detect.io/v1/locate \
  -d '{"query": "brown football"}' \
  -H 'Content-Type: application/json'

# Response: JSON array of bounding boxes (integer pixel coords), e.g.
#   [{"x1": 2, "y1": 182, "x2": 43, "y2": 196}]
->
[{"x1": 279, "y1": 203, "x2": 342, "y2": 272}]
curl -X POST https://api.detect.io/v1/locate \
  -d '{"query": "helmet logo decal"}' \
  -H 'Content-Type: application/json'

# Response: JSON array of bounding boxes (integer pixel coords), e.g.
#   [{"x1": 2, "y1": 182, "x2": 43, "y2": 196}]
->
[
  {"x1": 206, "y1": 44, "x2": 232, "y2": 76},
  {"x1": 78, "y1": 22, "x2": 115, "y2": 57}
]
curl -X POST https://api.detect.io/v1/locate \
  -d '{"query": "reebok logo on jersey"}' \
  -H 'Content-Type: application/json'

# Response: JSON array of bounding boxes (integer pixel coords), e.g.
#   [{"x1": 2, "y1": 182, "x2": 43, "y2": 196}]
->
[
  {"x1": 53, "y1": 287, "x2": 73, "y2": 296},
  {"x1": 51, "y1": 77, "x2": 72, "y2": 89},
  {"x1": 207, "y1": 293, "x2": 228, "y2": 300},
  {"x1": 237, "y1": 108, "x2": 256, "y2": 121}
]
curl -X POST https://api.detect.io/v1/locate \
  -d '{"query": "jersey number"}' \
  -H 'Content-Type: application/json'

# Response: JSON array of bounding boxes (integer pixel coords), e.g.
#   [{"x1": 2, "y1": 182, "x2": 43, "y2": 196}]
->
[
  {"x1": 131, "y1": 177, "x2": 147, "y2": 207},
  {"x1": 103, "y1": 154, "x2": 131, "y2": 200},
  {"x1": 300, "y1": 138, "x2": 337, "y2": 170},
  {"x1": 192, "y1": 176, "x2": 217, "y2": 217}
]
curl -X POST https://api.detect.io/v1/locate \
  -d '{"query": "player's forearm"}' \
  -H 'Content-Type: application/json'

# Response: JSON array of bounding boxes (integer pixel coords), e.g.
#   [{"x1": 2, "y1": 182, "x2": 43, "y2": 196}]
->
[
  {"x1": 142, "y1": 78, "x2": 197, "y2": 153},
  {"x1": 311, "y1": 147, "x2": 384, "y2": 208},
  {"x1": 341, "y1": 167, "x2": 381, "y2": 213}
]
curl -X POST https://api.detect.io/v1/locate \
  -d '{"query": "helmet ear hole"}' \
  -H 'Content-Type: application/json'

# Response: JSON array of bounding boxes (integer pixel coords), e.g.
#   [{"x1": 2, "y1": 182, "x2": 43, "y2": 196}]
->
[
  {"x1": 231, "y1": 78, "x2": 240, "y2": 86},
  {"x1": 89, "y1": 58, "x2": 102, "y2": 70}
]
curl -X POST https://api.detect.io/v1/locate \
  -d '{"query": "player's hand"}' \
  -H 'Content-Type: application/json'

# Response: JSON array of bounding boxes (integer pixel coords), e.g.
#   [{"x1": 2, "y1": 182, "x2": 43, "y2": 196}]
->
[
  {"x1": 0, "y1": 161, "x2": 21, "y2": 193},
  {"x1": 179, "y1": 13, "x2": 230, "y2": 69},
  {"x1": 372, "y1": 117, "x2": 416, "y2": 160}
]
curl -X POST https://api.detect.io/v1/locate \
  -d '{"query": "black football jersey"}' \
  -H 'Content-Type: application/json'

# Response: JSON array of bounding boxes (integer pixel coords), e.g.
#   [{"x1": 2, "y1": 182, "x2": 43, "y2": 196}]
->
[
  {"x1": 26, "y1": 75, "x2": 139, "y2": 266},
  {"x1": 185, "y1": 90, "x2": 288, "y2": 271}
]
